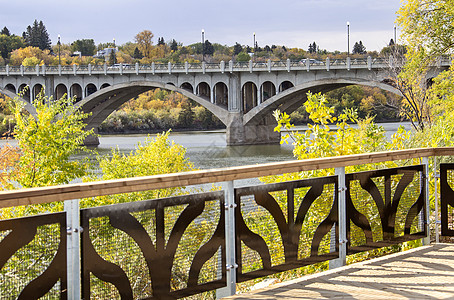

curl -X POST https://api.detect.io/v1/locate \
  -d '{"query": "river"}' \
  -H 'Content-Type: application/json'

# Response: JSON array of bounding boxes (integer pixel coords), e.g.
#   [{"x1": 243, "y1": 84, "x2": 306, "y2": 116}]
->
[{"x1": 93, "y1": 122, "x2": 413, "y2": 170}]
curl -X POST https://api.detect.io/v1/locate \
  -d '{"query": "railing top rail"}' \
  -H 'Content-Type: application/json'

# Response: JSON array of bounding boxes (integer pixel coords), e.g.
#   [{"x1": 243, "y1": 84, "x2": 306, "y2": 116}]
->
[{"x1": 0, "y1": 147, "x2": 452, "y2": 208}]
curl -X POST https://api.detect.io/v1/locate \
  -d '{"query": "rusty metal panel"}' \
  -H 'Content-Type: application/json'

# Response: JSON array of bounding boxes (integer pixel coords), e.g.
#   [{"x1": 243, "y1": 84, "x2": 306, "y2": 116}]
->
[
  {"x1": 0, "y1": 212, "x2": 67, "y2": 299},
  {"x1": 81, "y1": 191, "x2": 225, "y2": 299},
  {"x1": 346, "y1": 165, "x2": 426, "y2": 254},
  {"x1": 441, "y1": 163, "x2": 454, "y2": 236},
  {"x1": 235, "y1": 176, "x2": 338, "y2": 282}
]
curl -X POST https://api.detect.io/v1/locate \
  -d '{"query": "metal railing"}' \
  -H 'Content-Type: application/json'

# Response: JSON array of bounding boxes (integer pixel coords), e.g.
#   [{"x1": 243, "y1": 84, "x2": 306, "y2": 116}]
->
[
  {"x1": 0, "y1": 57, "x2": 417, "y2": 77},
  {"x1": 1, "y1": 147, "x2": 454, "y2": 299}
]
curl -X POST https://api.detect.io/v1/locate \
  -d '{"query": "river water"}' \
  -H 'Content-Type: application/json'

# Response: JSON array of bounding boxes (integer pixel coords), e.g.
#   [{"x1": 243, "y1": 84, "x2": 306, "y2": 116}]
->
[{"x1": 94, "y1": 122, "x2": 413, "y2": 170}]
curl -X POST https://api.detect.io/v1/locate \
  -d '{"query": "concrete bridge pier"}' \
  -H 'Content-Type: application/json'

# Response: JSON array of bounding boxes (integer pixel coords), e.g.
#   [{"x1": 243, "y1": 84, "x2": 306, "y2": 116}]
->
[
  {"x1": 84, "y1": 126, "x2": 100, "y2": 146},
  {"x1": 226, "y1": 113, "x2": 280, "y2": 145}
]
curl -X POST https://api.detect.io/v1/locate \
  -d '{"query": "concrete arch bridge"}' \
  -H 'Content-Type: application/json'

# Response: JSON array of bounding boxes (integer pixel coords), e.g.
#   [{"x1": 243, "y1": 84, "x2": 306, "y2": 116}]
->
[{"x1": 0, "y1": 57, "x2": 449, "y2": 145}]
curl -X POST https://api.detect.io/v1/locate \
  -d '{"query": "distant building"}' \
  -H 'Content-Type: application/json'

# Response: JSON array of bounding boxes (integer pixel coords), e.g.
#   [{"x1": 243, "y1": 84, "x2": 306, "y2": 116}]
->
[{"x1": 94, "y1": 47, "x2": 118, "y2": 59}]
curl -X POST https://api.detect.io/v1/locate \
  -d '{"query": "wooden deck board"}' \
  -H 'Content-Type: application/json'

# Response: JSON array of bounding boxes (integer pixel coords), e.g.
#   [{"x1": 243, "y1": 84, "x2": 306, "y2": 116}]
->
[{"x1": 225, "y1": 243, "x2": 454, "y2": 299}]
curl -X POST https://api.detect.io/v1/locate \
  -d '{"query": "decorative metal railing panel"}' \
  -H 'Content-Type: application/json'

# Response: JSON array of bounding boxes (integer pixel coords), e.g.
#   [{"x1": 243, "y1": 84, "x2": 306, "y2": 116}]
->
[
  {"x1": 346, "y1": 165, "x2": 426, "y2": 254},
  {"x1": 0, "y1": 212, "x2": 67, "y2": 299},
  {"x1": 440, "y1": 163, "x2": 454, "y2": 236},
  {"x1": 81, "y1": 191, "x2": 226, "y2": 299},
  {"x1": 235, "y1": 177, "x2": 338, "y2": 282}
]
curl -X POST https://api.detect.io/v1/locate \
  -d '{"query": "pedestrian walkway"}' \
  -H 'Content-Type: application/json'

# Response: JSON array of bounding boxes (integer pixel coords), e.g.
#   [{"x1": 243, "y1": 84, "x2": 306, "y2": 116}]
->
[{"x1": 225, "y1": 243, "x2": 454, "y2": 299}]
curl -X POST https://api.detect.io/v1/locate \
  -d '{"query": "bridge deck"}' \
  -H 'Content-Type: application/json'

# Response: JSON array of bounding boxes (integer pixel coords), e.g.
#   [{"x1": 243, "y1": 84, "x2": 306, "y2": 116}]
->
[{"x1": 225, "y1": 243, "x2": 454, "y2": 299}]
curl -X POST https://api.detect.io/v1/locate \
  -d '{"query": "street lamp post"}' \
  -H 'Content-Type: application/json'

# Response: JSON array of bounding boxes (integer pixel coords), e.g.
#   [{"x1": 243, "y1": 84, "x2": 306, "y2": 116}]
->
[
  {"x1": 394, "y1": 25, "x2": 397, "y2": 44},
  {"x1": 201, "y1": 29, "x2": 205, "y2": 62},
  {"x1": 57, "y1": 34, "x2": 61, "y2": 65},
  {"x1": 347, "y1": 21, "x2": 350, "y2": 56},
  {"x1": 253, "y1": 32, "x2": 256, "y2": 61}
]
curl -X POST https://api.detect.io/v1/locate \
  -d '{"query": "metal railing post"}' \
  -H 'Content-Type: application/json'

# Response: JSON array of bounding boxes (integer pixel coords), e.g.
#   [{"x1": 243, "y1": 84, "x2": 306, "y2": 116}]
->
[
  {"x1": 64, "y1": 198, "x2": 81, "y2": 299},
  {"x1": 423, "y1": 157, "x2": 431, "y2": 245},
  {"x1": 434, "y1": 156, "x2": 440, "y2": 243},
  {"x1": 330, "y1": 167, "x2": 347, "y2": 269},
  {"x1": 216, "y1": 180, "x2": 237, "y2": 299}
]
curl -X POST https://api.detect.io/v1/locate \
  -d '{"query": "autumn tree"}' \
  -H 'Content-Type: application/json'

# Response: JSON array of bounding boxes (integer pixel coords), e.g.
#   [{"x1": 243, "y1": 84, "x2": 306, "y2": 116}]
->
[
  {"x1": 2, "y1": 91, "x2": 92, "y2": 189},
  {"x1": 23, "y1": 20, "x2": 51, "y2": 50},
  {"x1": 135, "y1": 30, "x2": 154, "y2": 58}
]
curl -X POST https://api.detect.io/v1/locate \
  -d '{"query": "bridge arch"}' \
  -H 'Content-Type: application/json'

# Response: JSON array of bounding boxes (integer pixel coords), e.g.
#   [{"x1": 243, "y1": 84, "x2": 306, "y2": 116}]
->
[
  {"x1": 278, "y1": 81, "x2": 294, "y2": 93},
  {"x1": 214, "y1": 82, "x2": 228, "y2": 107},
  {"x1": 85, "y1": 83, "x2": 97, "y2": 97},
  {"x1": 260, "y1": 81, "x2": 276, "y2": 103},
  {"x1": 196, "y1": 82, "x2": 211, "y2": 101},
  {"x1": 100, "y1": 83, "x2": 110, "y2": 89},
  {"x1": 55, "y1": 84, "x2": 68, "y2": 100},
  {"x1": 242, "y1": 81, "x2": 258, "y2": 113},
  {"x1": 18, "y1": 84, "x2": 30, "y2": 102},
  {"x1": 70, "y1": 84, "x2": 83, "y2": 102},
  {"x1": 243, "y1": 78, "x2": 402, "y2": 126},
  {"x1": 32, "y1": 84, "x2": 44, "y2": 101},
  {"x1": 180, "y1": 82, "x2": 194, "y2": 93},
  {"x1": 76, "y1": 81, "x2": 229, "y2": 133},
  {"x1": 5, "y1": 84, "x2": 16, "y2": 94}
]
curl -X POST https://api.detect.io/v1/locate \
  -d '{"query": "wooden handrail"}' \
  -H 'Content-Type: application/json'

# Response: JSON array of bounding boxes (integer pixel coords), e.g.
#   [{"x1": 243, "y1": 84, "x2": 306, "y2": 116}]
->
[{"x1": 0, "y1": 147, "x2": 453, "y2": 209}]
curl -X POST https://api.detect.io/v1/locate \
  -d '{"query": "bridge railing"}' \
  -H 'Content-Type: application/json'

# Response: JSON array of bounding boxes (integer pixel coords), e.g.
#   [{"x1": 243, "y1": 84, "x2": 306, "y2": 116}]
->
[
  {"x1": 1, "y1": 56, "x2": 443, "y2": 77},
  {"x1": 1, "y1": 147, "x2": 452, "y2": 299}
]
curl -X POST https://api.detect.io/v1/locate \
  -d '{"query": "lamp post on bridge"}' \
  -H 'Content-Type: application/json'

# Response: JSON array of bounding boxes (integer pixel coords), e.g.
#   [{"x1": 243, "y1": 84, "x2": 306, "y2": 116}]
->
[
  {"x1": 201, "y1": 29, "x2": 205, "y2": 62},
  {"x1": 57, "y1": 34, "x2": 61, "y2": 66},
  {"x1": 253, "y1": 32, "x2": 256, "y2": 62},
  {"x1": 394, "y1": 25, "x2": 397, "y2": 44},
  {"x1": 347, "y1": 21, "x2": 350, "y2": 57}
]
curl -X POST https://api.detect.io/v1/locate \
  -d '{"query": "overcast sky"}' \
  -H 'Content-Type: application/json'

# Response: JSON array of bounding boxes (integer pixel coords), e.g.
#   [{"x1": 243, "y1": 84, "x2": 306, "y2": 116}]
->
[{"x1": 1, "y1": 0, "x2": 401, "y2": 52}]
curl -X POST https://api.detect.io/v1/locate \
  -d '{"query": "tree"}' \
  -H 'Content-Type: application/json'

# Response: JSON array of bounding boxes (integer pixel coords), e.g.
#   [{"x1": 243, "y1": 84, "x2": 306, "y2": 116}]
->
[
  {"x1": 0, "y1": 34, "x2": 25, "y2": 59},
  {"x1": 109, "y1": 50, "x2": 117, "y2": 65},
  {"x1": 1, "y1": 26, "x2": 10, "y2": 36},
  {"x1": 71, "y1": 39, "x2": 96, "y2": 56},
  {"x1": 2, "y1": 91, "x2": 93, "y2": 189},
  {"x1": 204, "y1": 40, "x2": 214, "y2": 56},
  {"x1": 135, "y1": 30, "x2": 154, "y2": 58},
  {"x1": 170, "y1": 39, "x2": 178, "y2": 51},
  {"x1": 23, "y1": 20, "x2": 51, "y2": 50},
  {"x1": 394, "y1": 0, "x2": 454, "y2": 130},
  {"x1": 133, "y1": 47, "x2": 143, "y2": 59},
  {"x1": 308, "y1": 42, "x2": 317, "y2": 54},
  {"x1": 352, "y1": 41, "x2": 366, "y2": 54},
  {"x1": 157, "y1": 37, "x2": 165, "y2": 46},
  {"x1": 233, "y1": 42, "x2": 243, "y2": 55}
]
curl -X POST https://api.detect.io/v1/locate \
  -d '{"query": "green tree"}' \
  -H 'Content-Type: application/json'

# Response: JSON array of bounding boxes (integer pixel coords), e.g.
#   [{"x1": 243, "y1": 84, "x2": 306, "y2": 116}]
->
[
  {"x1": 71, "y1": 39, "x2": 96, "y2": 56},
  {"x1": 109, "y1": 50, "x2": 117, "y2": 65},
  {"x1": 0, "y1": 34, "x2": 25, "y2": 59},
  {"x1": 233, "y1": 42, "x2": 243, "y2": 55},
  {"x1": 395, "y1": 0, "x2": 454, "y2": 130},
  {"x1": 237, "y1": 51, "x2": 250, "y2": 62},
  {"x1": 308, "y1": 42, "x2": 317, "y2": 54},
  {"x1": 133, "y1": 47, "x2": 143, "y2": 59},
  {"x1": 177, "y1": 101, "x2": 194, "y2": 128},
  {"x1": 4, "y1": 91, "x2": 93, "y2": 189},
  {"x1": 352, "y1": 41, "x2": 366, "y2": 54},
  {"x1": 204, "y1": 40, "x2": 214, "y2": 56},
  {"x1": 1, "y1": 26, "x2": 10, "y2": 36},
  {"x1": 23, "y1": 20, "x2": 51, "y2": 50},
  {"x1": 170, "y1": 39, "x2": 178, "y2": 51}
]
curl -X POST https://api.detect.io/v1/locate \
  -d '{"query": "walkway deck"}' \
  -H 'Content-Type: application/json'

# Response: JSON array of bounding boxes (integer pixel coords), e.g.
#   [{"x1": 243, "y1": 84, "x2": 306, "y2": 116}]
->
[{"x1": 225, "y1": 243, "x2": 454, "y2": 299}]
